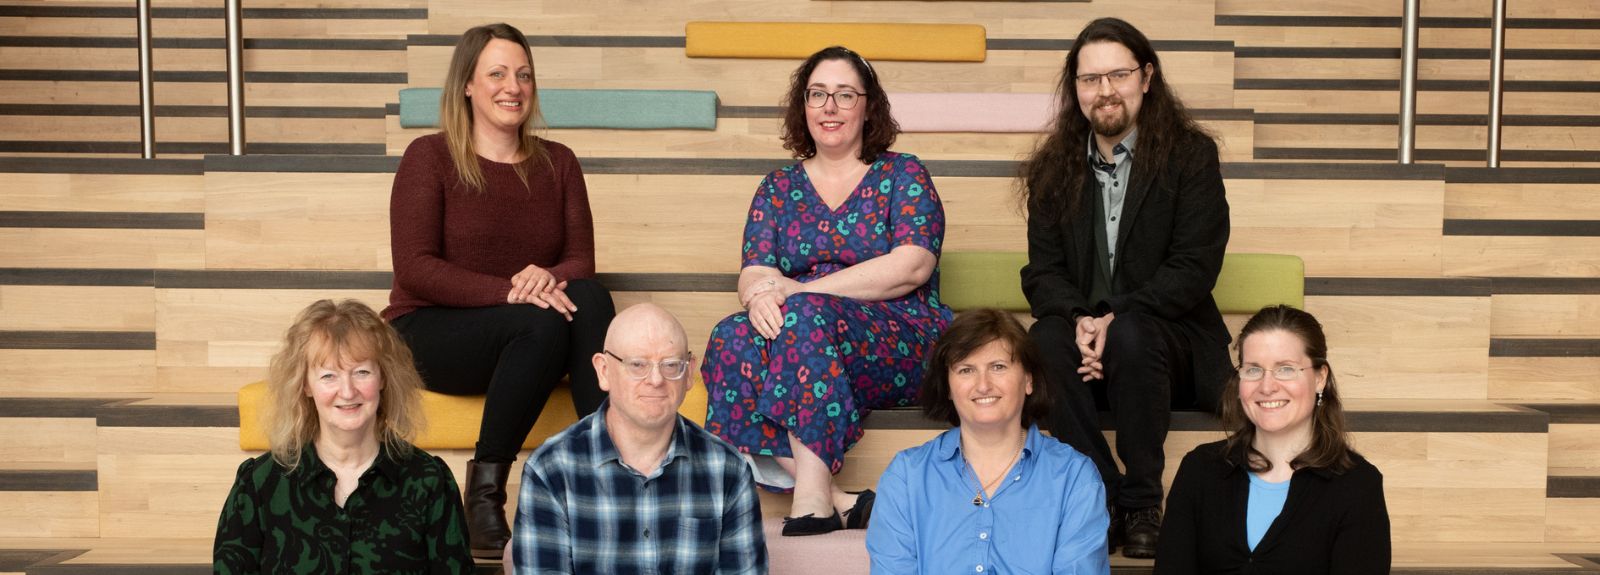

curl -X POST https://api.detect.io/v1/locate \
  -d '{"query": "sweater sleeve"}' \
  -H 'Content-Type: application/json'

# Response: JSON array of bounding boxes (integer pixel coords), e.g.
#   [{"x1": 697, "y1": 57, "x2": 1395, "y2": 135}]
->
[
  {"x1": 544, "y1": 143, "x2": 596, "y2": 282},
  {"x1": 389, "y1": 136, "x2": 515, "y2": 307}
]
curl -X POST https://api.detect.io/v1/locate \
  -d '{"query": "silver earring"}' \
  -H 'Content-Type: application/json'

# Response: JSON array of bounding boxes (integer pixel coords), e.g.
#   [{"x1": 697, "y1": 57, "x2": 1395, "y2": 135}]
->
[{"x1": 1316, "y1": 391, "x2": 1324, "y2": 406}]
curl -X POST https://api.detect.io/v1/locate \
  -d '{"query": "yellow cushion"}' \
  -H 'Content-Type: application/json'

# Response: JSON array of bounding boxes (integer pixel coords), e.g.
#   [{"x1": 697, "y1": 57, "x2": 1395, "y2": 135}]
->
[
  {"x1": 238, "y1": 378, "x2": 710, "y2": 451},
  {"x1": 685, "y1": 22, "x2": 986, "y2": 62}
]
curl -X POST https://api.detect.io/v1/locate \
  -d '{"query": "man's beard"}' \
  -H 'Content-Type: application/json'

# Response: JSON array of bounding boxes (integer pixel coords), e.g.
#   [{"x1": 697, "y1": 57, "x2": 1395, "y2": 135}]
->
[{"x1": 1089, "y1": 97, "x2": 1131, "y2": 137}]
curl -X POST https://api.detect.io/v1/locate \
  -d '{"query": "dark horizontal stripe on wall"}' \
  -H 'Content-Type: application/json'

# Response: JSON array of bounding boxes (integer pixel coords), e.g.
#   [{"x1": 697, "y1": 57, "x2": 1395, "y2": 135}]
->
[
  {"x1": 1237, "y1": 46, "x2": 1600, "y2": 61},
  {"x1": 0, "y1": 141, "x2": 385, "y2": 156},
  {"x1": 385, "y1": 102, "x2": 400, "y2": 115},
  {"x1": 0, "y1": 211, "x2": 203, "y2": 230},
  {"x1": 204, "y1": 154, "x2": 400, "y2": 173},
  {"x1": 0, "y1": 157, "x2": 202, "y2": 175},
  {"x1": 1521, "y1": 403, "x2": 1600, "y2": 424},
  {"x1": 0, "y1": 549, "x2": 82, "y2": 572},
  {"x1": 1548, "y1": 475, "x2": 1600, "y2": 498},
  {"x1": 0, "y1": 331, "x2": 155, "y2": 351},
  {"x1": 987, "y1": 39, "x2": 1233, "y2": 52},
  {"x1": 718, "y1": 105, "x2": 780, "y2": 118},
  {"x1": 0, "y1": 6, "x2": 426, "y2": 19},
  {"x1": 1217, "y1": 15, "x2": 1600, "y2": 30},
  {"x1": 1221, "y1": 162, "x2": 1444, "y2": 180},
  {"x1": 0, "y1": 268, "x2": 154, "y2": 287},
  {"x1": 1447, "y1": 167, "x2": 1600, "y2": 184},
  {"x1": 0, "y1": 70, "x2": 405, "y2": 84},
  {"x1": 409, "y1": 34, "x2": 685, "y2": 48},
  {"x1": 0, "y1": 470, "x2": 96, "y2": 492},
  {"x1": 155, "y1": 270, "x2": 392, "y2": 290},
  {"x1": 1490, "y1": 338, "x2": 1600, "y2": 357},
  {"x1": 1237, "y1": 78, "x2": 1600, "y2": 93},
  {"x1": 596, "y1": 273, "x2": 738, "y2": 292},
  {"x1": 1490, "y1": 277, "x2": 1600, "y2": 295},
  {"x1": 0, "y1": 398, "x2": 131, "y2": 418},
  {"x1": 0, "y1": 36, "x2": 404, "y2": 50},
  {"x1": 1253, "y1": 113, "x2": 1600, "y2": 127},
  {"x1": 1256, "y1": 148, "x2": 1598, "y2": 163},
  {"x1": 1305, "y1": 277, "x2": 1490, "y2": 297},
  {"x1": 1445, "y1": 219, "x2": 1600, "y2": 237},
  {"x1": 96, "y1": 404, "x2": 238, "y2": 428},
  {"x1": 0, "y1": 104, "x2": 384, "y2": 118}
]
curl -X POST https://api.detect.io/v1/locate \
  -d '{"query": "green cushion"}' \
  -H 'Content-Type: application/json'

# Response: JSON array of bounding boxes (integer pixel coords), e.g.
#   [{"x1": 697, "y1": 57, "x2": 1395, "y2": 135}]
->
[
  {"x1": 397, "y1": 87, "x2": 720, "y2": 130},
  {"x1": 1212, "y1": 253, "x2": 1305, "y2": 314},
  {"x1": 937, "y1": 251, "x2": 1305, "y2": 314}
]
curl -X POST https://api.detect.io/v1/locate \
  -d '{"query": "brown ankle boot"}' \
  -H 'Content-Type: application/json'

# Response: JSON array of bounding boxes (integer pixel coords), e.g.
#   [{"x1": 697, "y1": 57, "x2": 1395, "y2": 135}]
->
[{"x1": 464, "y1": 459, "x2": 512, "y2": 559}]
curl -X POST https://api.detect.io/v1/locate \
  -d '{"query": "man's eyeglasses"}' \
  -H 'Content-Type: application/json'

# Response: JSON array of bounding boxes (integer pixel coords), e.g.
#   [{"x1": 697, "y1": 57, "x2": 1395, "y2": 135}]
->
[
  {"x1": 1237, "y1": 365, "x2": 1312, "y2": 382},
  {"x1": 1074, "y1": 66, "x2": 1144, "y2": 89},
  {"x1": 604, "y1": 350, "x2": 693, "y2": 381},
  {"x1": 805, "y1": 89, "x2": 863, "y2": 110}
]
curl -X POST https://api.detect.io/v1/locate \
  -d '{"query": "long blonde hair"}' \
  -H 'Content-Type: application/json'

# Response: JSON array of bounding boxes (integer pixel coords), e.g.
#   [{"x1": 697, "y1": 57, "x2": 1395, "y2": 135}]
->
[
  {"x1": 440, "y1": 22, "x2": 551, "y2": 193},
  {"x1": 264, "y1": 299, "x2": 425, "y2": 471}
]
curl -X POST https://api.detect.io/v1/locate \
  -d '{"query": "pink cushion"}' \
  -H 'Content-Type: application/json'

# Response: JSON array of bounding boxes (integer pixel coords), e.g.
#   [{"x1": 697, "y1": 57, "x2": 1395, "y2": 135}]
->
[{"x1": 888, "y1": 92, "x2": 1058, "y2": 133}]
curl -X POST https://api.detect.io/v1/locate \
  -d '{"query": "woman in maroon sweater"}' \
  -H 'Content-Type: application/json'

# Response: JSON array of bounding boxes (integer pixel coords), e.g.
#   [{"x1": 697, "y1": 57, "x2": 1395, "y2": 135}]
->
[{"x1": 383, "y1": 22, "x2": 614, "y2": 558}]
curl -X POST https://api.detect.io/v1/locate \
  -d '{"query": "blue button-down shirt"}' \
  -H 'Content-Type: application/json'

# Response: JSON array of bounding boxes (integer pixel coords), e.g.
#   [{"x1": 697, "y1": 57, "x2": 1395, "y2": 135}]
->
[
  {"x1": 867, "y1": 425, "x2": 1109, "y2": 574},
  {"x1": 513, "y1": 402, "x2": 767, "y2": 574}
]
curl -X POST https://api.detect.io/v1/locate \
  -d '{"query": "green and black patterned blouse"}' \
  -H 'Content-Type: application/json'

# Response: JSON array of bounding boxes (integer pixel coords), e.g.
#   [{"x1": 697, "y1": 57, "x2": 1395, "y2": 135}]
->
[{"x1": 213, "y1": 442, "x2": 474, "y2": 574}]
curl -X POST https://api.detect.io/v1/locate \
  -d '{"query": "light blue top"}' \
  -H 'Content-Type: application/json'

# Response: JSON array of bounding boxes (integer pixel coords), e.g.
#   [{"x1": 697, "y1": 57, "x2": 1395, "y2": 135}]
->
[
  {"x1": 866, "y1": 425, "x2": 1110, "y2": 575},
  {"x1": 1246, "y1": 471, "x2": 1292, "y2": 551}
]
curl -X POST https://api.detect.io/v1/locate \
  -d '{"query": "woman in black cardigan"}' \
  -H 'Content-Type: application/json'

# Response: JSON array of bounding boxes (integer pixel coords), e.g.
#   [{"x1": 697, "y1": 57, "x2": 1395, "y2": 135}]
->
[{"x1": 1155, "y1": 305, "x2": 1390, "y2": 574}]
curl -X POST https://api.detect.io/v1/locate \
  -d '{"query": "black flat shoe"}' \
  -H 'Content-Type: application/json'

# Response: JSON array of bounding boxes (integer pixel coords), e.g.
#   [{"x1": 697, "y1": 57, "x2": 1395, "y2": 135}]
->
[
  {"x1": 843, "y1": 489, "x2": 875, "y2": 529},
  {"x1": 782, "y1": 511, "x2": 843, "y2": 536}
]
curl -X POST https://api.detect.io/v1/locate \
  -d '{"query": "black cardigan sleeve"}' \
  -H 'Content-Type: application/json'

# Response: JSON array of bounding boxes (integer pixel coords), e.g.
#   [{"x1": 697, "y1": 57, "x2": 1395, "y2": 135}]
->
[{"x1": 1330, "y1": 468, "x2": 1392, "y2": 575}]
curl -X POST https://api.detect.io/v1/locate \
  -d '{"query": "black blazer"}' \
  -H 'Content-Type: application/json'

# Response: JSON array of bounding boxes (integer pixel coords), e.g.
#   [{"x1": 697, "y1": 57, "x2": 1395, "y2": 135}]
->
[
  {"x1": 1154, "y1": 440, "x2": 1392, "y2": 575},
  {"x1": 1020, "y1": 131, "x2": 1232, "y2": 411}
]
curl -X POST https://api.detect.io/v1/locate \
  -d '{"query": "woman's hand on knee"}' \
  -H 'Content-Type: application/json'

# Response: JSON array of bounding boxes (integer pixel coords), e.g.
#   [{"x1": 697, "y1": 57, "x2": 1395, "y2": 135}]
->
[
  {"x1": 748, "y1": 290, "x2": 786, "y2": 340},
  {"x1": 534, "y1": 281, "x2": 577, "y2": 321}
]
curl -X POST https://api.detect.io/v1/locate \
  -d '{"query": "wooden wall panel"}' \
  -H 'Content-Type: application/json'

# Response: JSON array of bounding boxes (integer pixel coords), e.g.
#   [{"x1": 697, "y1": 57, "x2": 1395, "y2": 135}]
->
[
  {"x1": 1549, "y1": 423, "x2": 1600, "y2": 471},
  {"x1": 1491, "y1": 295, "x2": 1600, "y2": 338},
  {"x1": 0, "y1": 350, "x2": 157, "y2": 395},
  {"x1": 0, "y1": 419, "x2": 97, "y2": 464},
  {"x1": 0, "y1": 286, "x2": 155, "y2": 332},
  {"x1": 204, "y1": 172, "x2": 392, "y2": 270},
  {"x1": 0, "y1": 229, "x2": 203, "y2": 269},
  {"x1": 0, "y1": 47, "x2": 405, "y2": 73},
  {"x1": 1447, "y1": 183, "x2": 1600, "y2": 221},
  {"x1": 1546, "y1": 499, "x2": 1600, "y2": 543},
  {"x1": 1308, "y1": 296, "x2": 1490, "y2": 400},
  {"x1": 1, "y1": 174, "x2": 204, "y2": 213},
  {"x1": 95, "y1": 425, "x2": 244, "y2": 539},
  {"x1": 0, "y1": 116, "x2": 384, "y2": 144},
  {"x1": 1489, "y1": 357, "x2": 1600, "y2": 401},
  {"x1": 1255, "y1": 125, "x2": 1600, "y2": 153},
  {"x1": 0, "y1": 492, "x2": 98, "y2": 538},
  {"x1": 0, "y1": 80, "x2": 402, "y2": 107},
  {"x1": 1445, "y1": 237, "x2": 1600, "y2": 278}
]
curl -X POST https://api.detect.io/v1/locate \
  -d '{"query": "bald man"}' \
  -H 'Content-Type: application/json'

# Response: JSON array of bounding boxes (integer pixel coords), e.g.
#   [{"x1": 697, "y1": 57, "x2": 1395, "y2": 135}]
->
[{"x1": 511, "y1": 304, "x2": 768, "y2": 574}]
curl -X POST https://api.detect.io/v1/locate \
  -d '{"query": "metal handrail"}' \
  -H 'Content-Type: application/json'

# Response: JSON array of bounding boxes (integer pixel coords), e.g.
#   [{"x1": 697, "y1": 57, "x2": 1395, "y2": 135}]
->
[
  {"x1": 226, "y1": 0, "x2": 246, "y2": 155},
  {"x1": 1487, "y1": 0, "x2": 1507, "y2": 167},
  {"x1": 136, "y1": 0, "x2": 154, "y2": 159},
  {"x1": 1398, "y1": 0, "x2": 1420, "y2": 164}
]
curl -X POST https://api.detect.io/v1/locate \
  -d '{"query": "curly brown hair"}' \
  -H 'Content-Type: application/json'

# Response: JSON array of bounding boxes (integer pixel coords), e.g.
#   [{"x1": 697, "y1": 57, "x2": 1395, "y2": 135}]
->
[{"x1": 779, "y1": 46, "x2": 899, "y2": 163}]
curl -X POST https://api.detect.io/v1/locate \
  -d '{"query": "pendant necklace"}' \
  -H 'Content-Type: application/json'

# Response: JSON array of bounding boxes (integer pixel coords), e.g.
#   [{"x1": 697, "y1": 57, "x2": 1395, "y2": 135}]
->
[{"x1": 963, "y1": 430, "x2": 1026, "y2": 507}]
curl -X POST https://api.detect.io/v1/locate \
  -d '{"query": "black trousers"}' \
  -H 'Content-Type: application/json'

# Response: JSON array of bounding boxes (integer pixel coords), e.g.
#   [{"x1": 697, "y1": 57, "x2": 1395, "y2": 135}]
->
[
  {"x1": 1030, "y1": 311, "x2": 1195, "y2": 509},
  {"x1": 390, "y1": 278, "x2": 616, "y2": 462}
]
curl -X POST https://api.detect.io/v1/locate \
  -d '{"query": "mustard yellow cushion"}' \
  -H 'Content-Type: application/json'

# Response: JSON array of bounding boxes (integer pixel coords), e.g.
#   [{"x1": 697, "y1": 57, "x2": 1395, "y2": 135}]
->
[
  {"x1": 238, "y1": 378, "x2": 710, "y2": 451},
  {"x1": 684, "y1": 22, "x2": 986, "y2": 62}
]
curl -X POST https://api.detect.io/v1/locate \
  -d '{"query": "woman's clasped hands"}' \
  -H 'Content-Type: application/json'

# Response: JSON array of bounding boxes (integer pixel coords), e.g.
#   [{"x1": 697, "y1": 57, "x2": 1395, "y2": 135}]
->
[{"x1": 508, "y1": 264, "x2": 578, "y2": 320}]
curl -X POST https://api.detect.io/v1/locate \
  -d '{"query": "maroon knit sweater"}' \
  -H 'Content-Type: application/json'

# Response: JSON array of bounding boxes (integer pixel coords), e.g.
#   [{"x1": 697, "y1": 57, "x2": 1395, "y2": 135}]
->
[{"x1": 383, "y1": 133, "x2": 595, "y2": 321}]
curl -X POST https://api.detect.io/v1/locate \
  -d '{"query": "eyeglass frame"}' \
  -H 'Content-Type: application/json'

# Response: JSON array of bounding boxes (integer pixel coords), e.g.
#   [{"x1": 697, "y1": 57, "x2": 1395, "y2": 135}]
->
[
  {"x1": 803, "y1": 88, "x2": 865, "y2": 110},
  {"x1": 603, "y1": 350, "x2": 694, "y2": 381},
  {"x1": 1236, "y1": 363, "x2": 1317, "y2": 382},
  {"x1": 1073, "y1": 65, "x2": 1147, "y2": 89}
]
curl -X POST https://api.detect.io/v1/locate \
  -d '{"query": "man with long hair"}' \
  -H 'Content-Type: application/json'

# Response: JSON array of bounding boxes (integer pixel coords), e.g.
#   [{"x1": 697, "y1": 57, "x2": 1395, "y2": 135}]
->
[{"x1": 1019, "y1": 17, "x2": 1231, "y2": 559}]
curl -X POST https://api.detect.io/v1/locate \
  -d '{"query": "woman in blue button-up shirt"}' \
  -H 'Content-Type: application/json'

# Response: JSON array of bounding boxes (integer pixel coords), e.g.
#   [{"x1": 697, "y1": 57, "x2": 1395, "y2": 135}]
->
[{"x1": 867, "y1": 308, "x2": 1111, "y2": 574}]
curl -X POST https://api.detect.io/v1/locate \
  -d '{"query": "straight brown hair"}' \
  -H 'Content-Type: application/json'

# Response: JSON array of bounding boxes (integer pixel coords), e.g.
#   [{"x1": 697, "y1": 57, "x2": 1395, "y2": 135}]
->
[{"x1": 920, "y1": 309, "x2": 1052, "y2": 428}]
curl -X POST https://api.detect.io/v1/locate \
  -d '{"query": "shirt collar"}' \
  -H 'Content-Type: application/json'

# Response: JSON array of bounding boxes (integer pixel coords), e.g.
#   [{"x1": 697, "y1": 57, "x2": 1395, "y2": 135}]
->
[
  {"x1": 934, "y1": 425, "x2": 1041, "y2": 463},
  {"x1": 1087, "y1": 129, "x2": 1138, "y2": 166},
  {"x1": 301, "y1": 441, "x2": 403, "y2": 482},
  {"x1": 586, "y1": 399, "x2": 691, "y2": 473}
]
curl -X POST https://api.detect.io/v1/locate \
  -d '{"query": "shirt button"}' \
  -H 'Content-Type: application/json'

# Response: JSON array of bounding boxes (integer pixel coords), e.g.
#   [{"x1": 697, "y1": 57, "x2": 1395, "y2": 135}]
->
[
  {"x1": 979, "y1": 532, "x2": 988, "y2": 540},
  {"x1": 976, "y1": 566, "x2": 985, "y2": 573}
]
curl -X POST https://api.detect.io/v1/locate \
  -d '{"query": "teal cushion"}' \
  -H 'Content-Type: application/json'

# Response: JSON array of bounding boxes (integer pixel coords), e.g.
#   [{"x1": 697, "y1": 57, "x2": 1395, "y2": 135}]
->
[
  {"x1": 397, "y1": 87, "x2": 719, "y2": 130},
  {"x1": 937, "y1": 252, "x2": 1305, "y2": 315}
]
